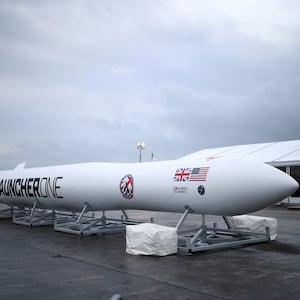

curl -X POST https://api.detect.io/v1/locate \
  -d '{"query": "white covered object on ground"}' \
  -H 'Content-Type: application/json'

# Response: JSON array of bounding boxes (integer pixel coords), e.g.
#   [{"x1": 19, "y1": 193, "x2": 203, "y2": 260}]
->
[
  {"x1": 228, "y1": 215, "x2": 277, "y2": 240},
  {"x1": 126, "y1": 223, "x2": 177, "y2": 256}
]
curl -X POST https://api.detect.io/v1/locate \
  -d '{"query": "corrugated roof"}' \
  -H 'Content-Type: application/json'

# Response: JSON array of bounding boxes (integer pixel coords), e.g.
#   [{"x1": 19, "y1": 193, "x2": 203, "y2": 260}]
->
[{"x1": 179, "y1": 140, "x2": 300, "y2": 165}]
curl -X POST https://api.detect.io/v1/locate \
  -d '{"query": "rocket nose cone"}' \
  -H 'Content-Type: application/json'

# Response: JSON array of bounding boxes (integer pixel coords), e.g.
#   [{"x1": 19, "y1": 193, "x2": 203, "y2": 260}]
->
[
  {"x1": 257, "y1": 165, "x2": 299, "y2": 206},
  {"x1": 207, "y1": 158, "x2": 300, "y2": 215},
  {"x1": 279, "y1": 171, "x2": 299, "y2": 197}
]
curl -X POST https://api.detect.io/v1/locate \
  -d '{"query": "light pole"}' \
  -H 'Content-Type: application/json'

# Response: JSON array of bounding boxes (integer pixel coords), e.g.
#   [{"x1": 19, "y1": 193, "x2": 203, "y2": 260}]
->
[{"x1": 136, "y1": 142, "x2": 145, "y2": 163}]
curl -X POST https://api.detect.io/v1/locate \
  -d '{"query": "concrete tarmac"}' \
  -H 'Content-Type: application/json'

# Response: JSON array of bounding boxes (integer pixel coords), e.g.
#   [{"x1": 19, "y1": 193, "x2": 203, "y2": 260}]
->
[{"x1": 0, "y1": 206, "x2": 299, "y2": 300}]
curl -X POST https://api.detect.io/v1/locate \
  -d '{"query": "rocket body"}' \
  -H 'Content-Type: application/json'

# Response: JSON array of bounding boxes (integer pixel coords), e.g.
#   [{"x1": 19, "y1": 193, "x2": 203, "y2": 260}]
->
[{"x1": 0, "y1": 157, "x2": 298, "y2": 216}]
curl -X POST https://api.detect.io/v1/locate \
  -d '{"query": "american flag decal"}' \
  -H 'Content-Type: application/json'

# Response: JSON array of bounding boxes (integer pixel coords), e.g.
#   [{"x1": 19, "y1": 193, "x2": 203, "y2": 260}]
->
[
  {"x1": 173, "y1": 167, "x2": 209, "y2": 182},
  {"x1": 190, "y1": 167, "x2": 210, "y2": 182}
]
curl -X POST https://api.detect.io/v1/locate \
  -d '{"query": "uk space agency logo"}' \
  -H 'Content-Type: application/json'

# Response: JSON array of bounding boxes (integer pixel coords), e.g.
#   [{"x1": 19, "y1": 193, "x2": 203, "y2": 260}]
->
[{"x1": 120, "y1": 174, "x2": 134, "y2": 199}]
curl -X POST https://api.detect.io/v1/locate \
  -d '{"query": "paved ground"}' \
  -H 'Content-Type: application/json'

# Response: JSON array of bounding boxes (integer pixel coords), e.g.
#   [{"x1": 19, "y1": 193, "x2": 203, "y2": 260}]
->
[{"x1": 0, "y1": 206, "x2": 299, "y2": 300}]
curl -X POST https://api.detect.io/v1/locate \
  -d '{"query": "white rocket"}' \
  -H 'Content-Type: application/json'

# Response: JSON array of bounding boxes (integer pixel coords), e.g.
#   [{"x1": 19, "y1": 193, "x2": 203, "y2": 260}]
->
[{"x1": 0, "y1": 156, "x2": 297, "y2": 216}]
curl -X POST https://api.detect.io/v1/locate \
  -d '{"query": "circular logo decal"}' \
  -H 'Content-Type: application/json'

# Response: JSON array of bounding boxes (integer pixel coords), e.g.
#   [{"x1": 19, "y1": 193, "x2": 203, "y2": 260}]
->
[
  {"x1": 198, "y1": 185, "x2": 205, "y2": 195},
  {"x1": 120, "y1": 174, "x2": 134, "y2": 199}
]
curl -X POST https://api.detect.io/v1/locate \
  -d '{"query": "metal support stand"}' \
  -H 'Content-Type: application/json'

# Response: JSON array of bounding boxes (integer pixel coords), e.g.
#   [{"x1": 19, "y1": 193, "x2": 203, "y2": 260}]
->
[
  {"x1": 13, "y1": 200, "x2": 55, "y2": 227},
  {"x1": 0, "y1": 206, "x2": 13, "y2": 219},
  {"x1": 54, "y1": 205, "x2": 153, "y2": 236},
  {"x1": 223, "y1": 216, "x2": 232, "y2": 229},
  {"x1": 177, "y1": 209, "x2": 271, "y2": 254},
  {"x1": 176, "y1": 205, "x2": 192, "y2": 231}
]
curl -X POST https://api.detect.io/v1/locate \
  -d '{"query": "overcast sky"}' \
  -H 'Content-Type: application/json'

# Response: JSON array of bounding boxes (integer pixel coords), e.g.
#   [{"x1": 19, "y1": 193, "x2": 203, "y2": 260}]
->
[{"x1": 0, "y1": 0, "x2": 300, "y2": 169}]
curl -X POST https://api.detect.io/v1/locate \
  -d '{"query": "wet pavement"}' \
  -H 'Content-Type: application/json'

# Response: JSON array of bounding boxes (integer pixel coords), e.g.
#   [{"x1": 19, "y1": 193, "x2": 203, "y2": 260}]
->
[{"x1": 0, "y1": 206, "x2": 299, "y2": 299}]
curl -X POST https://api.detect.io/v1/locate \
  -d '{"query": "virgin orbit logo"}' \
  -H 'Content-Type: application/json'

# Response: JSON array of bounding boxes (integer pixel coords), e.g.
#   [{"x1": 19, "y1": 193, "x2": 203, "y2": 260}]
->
[{"x1": 120, "y1": 174, "x2": 134, "y2": 199}]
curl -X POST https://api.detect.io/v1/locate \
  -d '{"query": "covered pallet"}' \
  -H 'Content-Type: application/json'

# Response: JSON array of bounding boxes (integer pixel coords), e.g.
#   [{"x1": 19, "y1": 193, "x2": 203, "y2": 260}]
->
[
  {"x1": 126, "y1": 223, "x2": 177, "y2": 256},
  {"x1": 228, "y1": 215, "x2": 277, "y2": 240}
]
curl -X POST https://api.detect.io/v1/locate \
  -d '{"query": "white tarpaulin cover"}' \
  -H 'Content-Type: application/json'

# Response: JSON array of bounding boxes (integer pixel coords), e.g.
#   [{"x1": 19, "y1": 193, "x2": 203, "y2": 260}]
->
[
  {"x1": 228, "y1": 215, "x2": 277, "y2": 240},
  {"x1": 126, "y1": 223, "x2": 177, "y2": 256}
]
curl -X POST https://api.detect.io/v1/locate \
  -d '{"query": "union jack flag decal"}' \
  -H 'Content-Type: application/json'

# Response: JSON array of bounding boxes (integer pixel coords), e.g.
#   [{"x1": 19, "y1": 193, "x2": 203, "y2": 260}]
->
[
  {"x1": 173, "y1": 168, "x2": 192, "y2": 182},
  {"x1": 173, "y1": 167, "x2": 209, "y2": 182}
]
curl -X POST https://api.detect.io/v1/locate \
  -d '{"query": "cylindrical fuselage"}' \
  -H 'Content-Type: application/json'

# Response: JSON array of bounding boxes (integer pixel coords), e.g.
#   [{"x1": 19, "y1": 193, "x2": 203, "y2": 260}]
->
[{"x1": 0, "y1": 157, "x2": 298, "y2": 216}]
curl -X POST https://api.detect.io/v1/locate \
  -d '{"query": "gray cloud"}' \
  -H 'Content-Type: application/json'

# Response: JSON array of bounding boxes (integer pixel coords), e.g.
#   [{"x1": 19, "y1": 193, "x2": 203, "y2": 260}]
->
[{"x1": 0, "y1": 0, "x2": 300, "y2": 169}]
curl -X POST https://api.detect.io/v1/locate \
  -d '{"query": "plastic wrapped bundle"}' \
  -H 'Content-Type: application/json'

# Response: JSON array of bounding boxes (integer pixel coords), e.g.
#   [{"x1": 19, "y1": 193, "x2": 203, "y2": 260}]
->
[{"x1": 126, "y1": 223, "x2": 177, "y2": 256}]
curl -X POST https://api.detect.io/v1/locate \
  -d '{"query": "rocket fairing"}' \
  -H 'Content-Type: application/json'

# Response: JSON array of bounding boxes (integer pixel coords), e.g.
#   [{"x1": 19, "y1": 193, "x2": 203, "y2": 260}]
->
[{"x1": 0, "y1": 157, "x2": 298, "y2": 216}]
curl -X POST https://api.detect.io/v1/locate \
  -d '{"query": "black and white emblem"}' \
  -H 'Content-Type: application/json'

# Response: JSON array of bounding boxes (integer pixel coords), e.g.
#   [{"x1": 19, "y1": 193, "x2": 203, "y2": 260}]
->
[
  {"x1": 120, "y1": 174, "x2": 134, "y2": 199},
  {"x1": 198, "y1": 185, "x2": 205, "y2": 195}
]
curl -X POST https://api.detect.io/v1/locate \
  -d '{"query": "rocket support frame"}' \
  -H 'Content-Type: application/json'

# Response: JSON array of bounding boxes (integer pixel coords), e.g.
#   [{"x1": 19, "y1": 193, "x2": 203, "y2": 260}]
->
[{"x1": 176, "y1": 208, "x2": 271, "y2": 254}]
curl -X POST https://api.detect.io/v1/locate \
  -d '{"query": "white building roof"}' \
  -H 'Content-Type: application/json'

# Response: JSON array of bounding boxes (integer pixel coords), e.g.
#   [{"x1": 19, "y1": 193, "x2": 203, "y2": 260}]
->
[{"x1": 180, "y1": 140, "x2": 300, "y2": 166}]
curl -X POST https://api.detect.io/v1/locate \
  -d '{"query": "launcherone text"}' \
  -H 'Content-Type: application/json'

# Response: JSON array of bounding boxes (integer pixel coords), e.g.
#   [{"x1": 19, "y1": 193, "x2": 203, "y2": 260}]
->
[{"x1": 0, "y1": 177, "x2": 63, "y2": 199}]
